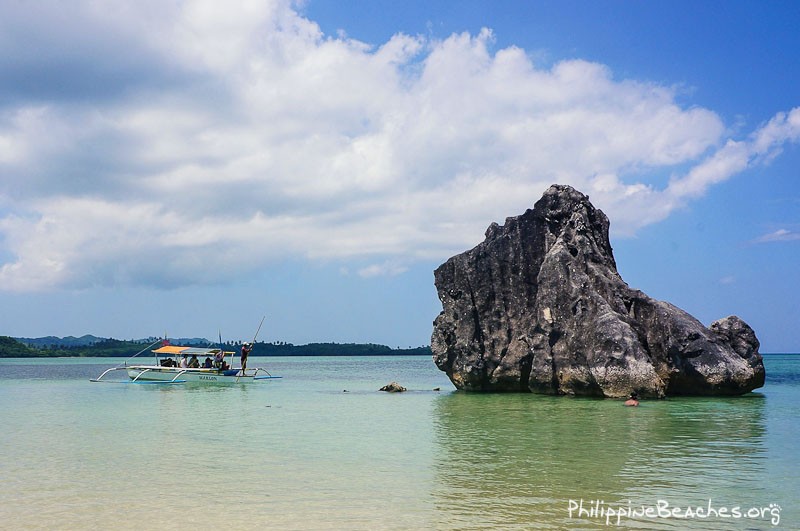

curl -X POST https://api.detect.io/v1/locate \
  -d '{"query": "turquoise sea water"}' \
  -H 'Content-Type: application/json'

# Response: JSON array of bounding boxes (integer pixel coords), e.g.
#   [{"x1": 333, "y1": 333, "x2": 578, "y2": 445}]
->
[{"x1": 0, "y1": 354, "x2": 797, "y2": 530}]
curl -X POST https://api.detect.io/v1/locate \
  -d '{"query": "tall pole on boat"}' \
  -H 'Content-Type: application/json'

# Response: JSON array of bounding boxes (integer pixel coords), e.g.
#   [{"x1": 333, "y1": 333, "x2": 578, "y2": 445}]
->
[
  {"x1": 239, "y1": 316, "x2": 265, "y2": 374},
  {"x1": 252, "y1": 315, "x2": 266, "y2": 344},
  {"x1": 123, "y1": 338, "x2": 163, "y2": 367}
]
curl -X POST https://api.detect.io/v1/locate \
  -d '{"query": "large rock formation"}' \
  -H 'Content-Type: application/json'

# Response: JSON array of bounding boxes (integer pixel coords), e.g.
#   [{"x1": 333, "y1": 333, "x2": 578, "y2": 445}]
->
[{"x1": 431, "y1": 184, "x2": 765, "y2": 397}]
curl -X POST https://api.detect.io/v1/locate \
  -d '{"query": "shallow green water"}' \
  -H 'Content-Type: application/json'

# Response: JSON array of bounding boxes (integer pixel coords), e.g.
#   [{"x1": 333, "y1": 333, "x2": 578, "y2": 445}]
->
[{"x1": 0, "y1": 355, "x2": 796, "y2": 529}]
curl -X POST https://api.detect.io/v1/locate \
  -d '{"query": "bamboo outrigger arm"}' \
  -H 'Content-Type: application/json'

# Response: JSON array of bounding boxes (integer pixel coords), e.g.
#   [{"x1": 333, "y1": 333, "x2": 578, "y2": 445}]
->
[{"x1": 90, "y1": 366, "x2": 127, "y2": 382}]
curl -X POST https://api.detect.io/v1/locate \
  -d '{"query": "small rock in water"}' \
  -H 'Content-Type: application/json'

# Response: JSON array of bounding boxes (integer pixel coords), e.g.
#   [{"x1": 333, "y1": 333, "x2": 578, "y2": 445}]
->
[{"x1": 380, "y1": 382, "x2": 407, "y2": 393}]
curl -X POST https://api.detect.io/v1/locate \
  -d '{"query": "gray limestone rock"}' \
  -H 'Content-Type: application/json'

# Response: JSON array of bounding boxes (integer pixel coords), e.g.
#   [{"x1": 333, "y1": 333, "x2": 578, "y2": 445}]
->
[{"x1": 431, "y1": 184, "x2": 765, "y2": 397}]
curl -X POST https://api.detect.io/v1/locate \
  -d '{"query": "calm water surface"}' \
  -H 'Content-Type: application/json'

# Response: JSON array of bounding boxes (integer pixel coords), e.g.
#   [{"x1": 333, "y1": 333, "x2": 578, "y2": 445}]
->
[{"x1": 0, "y1": 354, "x2": 797, "y2": 530}]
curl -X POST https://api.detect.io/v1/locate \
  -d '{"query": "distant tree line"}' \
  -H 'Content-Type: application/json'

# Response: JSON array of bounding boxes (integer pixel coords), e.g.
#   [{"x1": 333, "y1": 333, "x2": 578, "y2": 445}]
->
[
  {"x1": 250, "y1": 342, "x2": 430, "y2": 356},
  {"x1": 0, "y1": 336, "x2": 39, "y2": 357},
  {"x1": 0, "y1": 337, "x2": 158, "y2": 358},
  {"x1": 0, "y1": 336, "x2": 431, "y2": 358}
]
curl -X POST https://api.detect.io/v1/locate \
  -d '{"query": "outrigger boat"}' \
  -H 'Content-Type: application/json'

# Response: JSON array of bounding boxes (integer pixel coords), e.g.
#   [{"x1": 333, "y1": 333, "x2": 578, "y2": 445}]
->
[{"x1": 91, "y1": 342, "x2": 280, "y2": 384}]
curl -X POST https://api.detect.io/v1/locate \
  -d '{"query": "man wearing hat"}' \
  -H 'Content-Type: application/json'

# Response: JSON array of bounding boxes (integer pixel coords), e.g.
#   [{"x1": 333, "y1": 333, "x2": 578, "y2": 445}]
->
[{"x1": 241, "y1": 342, "x2": 252, "y2": 372}]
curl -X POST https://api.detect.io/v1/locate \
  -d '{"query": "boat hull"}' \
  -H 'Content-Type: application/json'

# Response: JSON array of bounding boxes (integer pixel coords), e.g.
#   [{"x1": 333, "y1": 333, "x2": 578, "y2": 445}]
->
[{"x1": 126, "y1": 366, "x2": 269, "y2": 383}]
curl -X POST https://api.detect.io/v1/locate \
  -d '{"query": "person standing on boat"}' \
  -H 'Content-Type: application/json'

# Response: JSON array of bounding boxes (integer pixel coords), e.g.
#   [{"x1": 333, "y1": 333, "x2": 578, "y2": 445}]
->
[
  {"x1": 241, "y1": 342, "x2": 252, "y2": 372},
  {"x1": 179, "y1": 354, "x2": 188, "y2": 368}
]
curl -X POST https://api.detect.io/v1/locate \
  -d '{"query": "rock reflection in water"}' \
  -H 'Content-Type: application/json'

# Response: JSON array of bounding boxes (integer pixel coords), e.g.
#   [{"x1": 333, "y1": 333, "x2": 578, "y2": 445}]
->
[{"x1": 431, "y1": 393, "x2": 766, "y2": 529}]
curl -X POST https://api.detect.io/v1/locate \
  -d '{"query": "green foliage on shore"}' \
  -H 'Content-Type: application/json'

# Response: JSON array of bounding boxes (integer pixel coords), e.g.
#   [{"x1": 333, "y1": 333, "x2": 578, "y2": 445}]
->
[
  {"x1": 0, "y1": 337, "x2": 157, "y2": 358},
  {"x1": 251, "y1": 342, "x2": 430, "y2": 356},
  {"x1": 0, "y1": 336, "x2": 431, "y2": 358},
  {"x1": 0, "y1": 336, "x2": 39, "y2": 357}
]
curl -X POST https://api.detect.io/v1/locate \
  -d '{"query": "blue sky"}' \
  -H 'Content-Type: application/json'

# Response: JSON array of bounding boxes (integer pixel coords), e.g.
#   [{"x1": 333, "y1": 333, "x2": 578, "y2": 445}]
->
[{"x1": 0, "y1": 1, "x2": 797, "y2": 351}]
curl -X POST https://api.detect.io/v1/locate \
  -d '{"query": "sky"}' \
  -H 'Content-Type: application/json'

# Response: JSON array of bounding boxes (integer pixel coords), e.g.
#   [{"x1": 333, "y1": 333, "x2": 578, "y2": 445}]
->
[{"x1": 0, "y1": 0, "x2": 798, "y2": 351}]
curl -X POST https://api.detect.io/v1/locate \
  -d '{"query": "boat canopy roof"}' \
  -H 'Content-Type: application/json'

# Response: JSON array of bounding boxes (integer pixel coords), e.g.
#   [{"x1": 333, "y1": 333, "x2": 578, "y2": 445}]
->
[{"x1": 152, "y1": 346, "x2": 224, "y2": 356}]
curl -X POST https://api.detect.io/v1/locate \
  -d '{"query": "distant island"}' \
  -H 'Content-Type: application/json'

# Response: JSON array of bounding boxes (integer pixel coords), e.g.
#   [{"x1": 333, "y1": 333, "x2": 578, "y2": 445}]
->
[{"x1": 0, "y1": 335, "x2": 431, "y2": 358}]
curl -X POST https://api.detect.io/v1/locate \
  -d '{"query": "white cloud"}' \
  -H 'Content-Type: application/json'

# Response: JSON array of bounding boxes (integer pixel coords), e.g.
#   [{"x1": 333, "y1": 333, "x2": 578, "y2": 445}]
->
[
  {"x1": 357, "y1": 261, "x2": 409, "y2": 278},
  {"x1": 754, "y1": 229, "x2": 800, "y2": 243},
  {"x1": 0, "y1": 1, "x2": 798, "y2": 291},
  {"x1": 666, "y1": 108, "x2": 800, "y2": 200}
]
